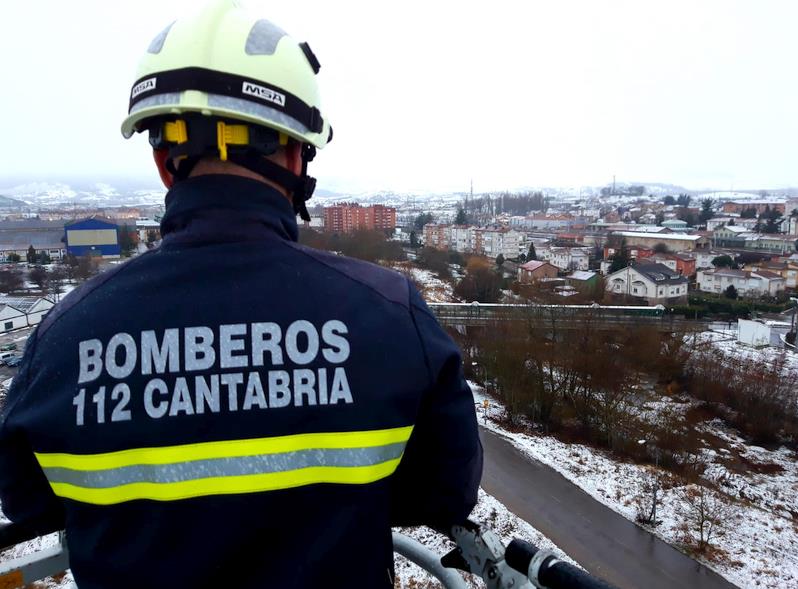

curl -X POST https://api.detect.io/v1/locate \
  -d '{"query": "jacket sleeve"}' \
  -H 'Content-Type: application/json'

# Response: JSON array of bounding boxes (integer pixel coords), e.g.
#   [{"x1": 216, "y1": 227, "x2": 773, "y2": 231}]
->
[
  {"x1": 0, "y1": 336, "x2": 65, "y2": 535},
  {"x1": 390, "y1": 288, "x2": 483, "y2": 529}
]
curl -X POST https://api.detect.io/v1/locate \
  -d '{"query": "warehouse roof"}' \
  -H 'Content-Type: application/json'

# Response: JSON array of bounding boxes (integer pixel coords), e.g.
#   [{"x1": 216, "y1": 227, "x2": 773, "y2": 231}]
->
[
  {"x1": 0, "y1": 296, "x2": 52, "y2": 313},
  {"x1": 0, "y1": 229, "x2": 65, "y2": 251}
]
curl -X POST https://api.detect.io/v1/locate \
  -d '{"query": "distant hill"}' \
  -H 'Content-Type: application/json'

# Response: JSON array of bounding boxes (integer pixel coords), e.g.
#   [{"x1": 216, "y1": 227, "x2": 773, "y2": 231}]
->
[{"x1": 0, "y1": 194, "x2": 29, "y2": 208}]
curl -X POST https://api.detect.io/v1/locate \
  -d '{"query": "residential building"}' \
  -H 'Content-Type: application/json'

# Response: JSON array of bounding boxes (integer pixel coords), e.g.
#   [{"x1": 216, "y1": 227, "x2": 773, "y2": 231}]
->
[
  {"x1": 743, "y1": 260, "x2": 798, "y2": 289},
  {"x1": 610, "y1": 231, "x2": 707, "y2": 252},
  {"x1": 711, "y1": 225, "x2": 750, "y2": 249},
  {"x1": 605, "y1": 263, "x2": 689, "y2": 304},
  {"x1": 518, "y1": 260, "x2": 559, "y2": 283},
  {"x1": 543, "y1": 247, "x2": 590, "y2": 271},
  {"x1": 323, "y1": 203, "x2": 396, "y2": 233},
  {"x1": 712, "y1": 225, "x2": 798, "y2": 254},
  {"x1": 423, "y1": 224, "x2": 448, "y2": 249},
  {"x1": 471, "y1": 228, "x2": 522, "y2": 258},
  {"x1": 449, "y1": 225, "x2": 470, "y2": 252},
  {"x1": 721, "y1": 200, "x2": 786, "y2": 215},
  {"x1": 647, "y1": 253, "x2": 697, "y2": 277},
  {"x1": 697, "y1": 268, "x2": 786, "y2": 297},
  {"x1": 742, "y1": 234, "x2": 798, "y2": 255},
  {"x1": 694, "y1": 250, "x2": 735, "y2": 270},
  {"x1": 421, "y1": 224, "x2": 522, "y2": 257},
  {"x1": 603, "y1": 245, "x2": 654, "y2": 261},
  {"x1": 135, "y1": 218, "x2": 161, "y2": 243}
]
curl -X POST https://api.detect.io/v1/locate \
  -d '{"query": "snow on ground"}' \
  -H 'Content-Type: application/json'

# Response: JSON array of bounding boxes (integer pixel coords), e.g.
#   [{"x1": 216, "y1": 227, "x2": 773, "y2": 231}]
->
[
  {"x1": 390, "y1": 263, "x2": 459, "y2": 303},
  {"x1": 394, "y1": 489, "x2": 575, "y2": 588},
  {"x1": 0, "y1": 509, "x2": 73, "y2": 588},
  {"x1": 694, "y1": 330, "x2": 798, "y2": 374},
  {"x1": 470, "y1": 382, "x2": 798, "y2": 589}
]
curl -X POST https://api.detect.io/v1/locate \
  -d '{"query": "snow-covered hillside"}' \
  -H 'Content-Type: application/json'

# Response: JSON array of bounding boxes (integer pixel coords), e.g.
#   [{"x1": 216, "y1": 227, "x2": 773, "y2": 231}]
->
[
  {"x1": 0, "y1": 181, "x2": 165, "y2": 208},
  {"x1": 470, "y1": 380, "x2": 798, "y2": 589}
]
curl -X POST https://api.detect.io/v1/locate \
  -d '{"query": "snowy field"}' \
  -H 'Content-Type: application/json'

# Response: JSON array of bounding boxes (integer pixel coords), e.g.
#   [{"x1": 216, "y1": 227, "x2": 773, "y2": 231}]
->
[
  {"x1": 470, "y1": 382, "x2": 798, "y2": 589},
  {"x1": 695, "y1": 329, "x2": 798, "y2": 374}
]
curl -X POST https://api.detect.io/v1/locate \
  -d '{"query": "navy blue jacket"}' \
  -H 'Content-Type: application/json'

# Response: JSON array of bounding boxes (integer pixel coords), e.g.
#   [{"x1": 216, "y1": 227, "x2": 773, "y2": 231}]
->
[{"x1": 0, "y1": 175, "x2": 482, "y2": 589}]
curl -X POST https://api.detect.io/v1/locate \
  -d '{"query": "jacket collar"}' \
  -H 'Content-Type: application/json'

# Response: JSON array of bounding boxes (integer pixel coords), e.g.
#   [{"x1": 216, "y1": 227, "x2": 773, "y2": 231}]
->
[{"x1": 159, "y1": 175, "x2": 299, "y2": 246}]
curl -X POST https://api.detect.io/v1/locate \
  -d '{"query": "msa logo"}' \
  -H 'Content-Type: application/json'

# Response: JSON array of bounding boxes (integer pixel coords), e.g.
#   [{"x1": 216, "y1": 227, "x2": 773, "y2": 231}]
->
[
  {"x1": 131, "y1": 78, "x2": 157, "y2": 99},
  {"x1": 242, "y1": 82, "x2": 286, "y2": 107}
]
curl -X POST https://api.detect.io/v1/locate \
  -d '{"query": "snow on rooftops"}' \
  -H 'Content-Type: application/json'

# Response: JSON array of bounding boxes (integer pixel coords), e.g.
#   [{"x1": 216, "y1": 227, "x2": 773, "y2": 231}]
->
[
  {"x1": 613, "y1": 231, "x2": 702, "y2": 241},
  {"x1": 633, "y1": 262, "x2": 688, "y2": 283},
  {"x1": 519, "y1": 260, "x2": 549, "y2": 271},
  {"x1": 568, "y1": 270, "x2": 596, "y2": 281},
  {"x1": 0, "y1": 296, "x2": 50, "y2": 312}
]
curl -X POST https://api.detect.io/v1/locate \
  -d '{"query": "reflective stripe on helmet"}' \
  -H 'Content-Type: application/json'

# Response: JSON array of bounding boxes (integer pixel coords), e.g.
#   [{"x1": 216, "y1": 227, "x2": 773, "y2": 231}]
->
[{"x1": 128, "y1": 67, "x2": 324, "y2": 134}]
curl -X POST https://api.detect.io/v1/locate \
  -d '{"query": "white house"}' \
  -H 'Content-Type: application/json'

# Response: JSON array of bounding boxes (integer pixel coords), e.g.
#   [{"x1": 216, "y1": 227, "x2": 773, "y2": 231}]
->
[
  {"x1": 694, "y1": 250, "x2": 736, "y2": 270},
  {"x1": 545, "y1": 247, "x2": 591, "y2": 271},
  {"x1": 0, "y1": 297, "x2": 55, "y2": 332},
  {"x1": 605, "y1": 263, "x2": 689, "y2": 304},
  {"x1": 696, "y1": 269, "x2": 786, "y2": 297}
]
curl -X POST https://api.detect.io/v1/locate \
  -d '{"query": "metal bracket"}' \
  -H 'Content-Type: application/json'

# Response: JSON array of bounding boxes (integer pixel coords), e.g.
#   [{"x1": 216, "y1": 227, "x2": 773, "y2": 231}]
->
[{"x1": 528, "y1": 549, "x2": 559, "y2": 589}]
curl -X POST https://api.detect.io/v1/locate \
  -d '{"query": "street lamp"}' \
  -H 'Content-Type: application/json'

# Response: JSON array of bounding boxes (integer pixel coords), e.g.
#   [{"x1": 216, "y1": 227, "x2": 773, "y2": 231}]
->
[{"x1": 637, "y1": 438, "x2": 660, "y2": 526}]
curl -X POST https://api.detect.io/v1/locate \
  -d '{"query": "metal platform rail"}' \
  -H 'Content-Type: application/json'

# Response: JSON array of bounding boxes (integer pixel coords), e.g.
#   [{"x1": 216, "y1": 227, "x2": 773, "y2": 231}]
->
[{"x1": 428, "y1": 302, "x2": 667, "y2": 327}]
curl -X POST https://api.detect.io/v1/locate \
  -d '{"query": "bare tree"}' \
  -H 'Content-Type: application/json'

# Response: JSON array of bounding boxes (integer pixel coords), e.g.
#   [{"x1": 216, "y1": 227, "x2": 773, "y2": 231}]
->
[
  {"x1": 633, "y1": 468, "x2": 662, "y2": 526},
  {"x1": 676, "y1": 484, "x2": 734, "y2": 551},
  {"x1": 48, "y1": 266, "x2": 68, "y2": 302},
  {"x1": 29, "y1": 265, "x2": 49, "y2": 292},
  {"x1": 0, "y1": 268, "x2": 23, "y2": 294}
]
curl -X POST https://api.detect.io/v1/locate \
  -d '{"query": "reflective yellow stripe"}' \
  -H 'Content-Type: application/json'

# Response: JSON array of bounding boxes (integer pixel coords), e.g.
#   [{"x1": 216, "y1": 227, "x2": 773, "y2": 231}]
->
[
  {"x1": 35, "y1": 426, "x2": 414, "y2": 471},
  {"x1": 48, "y1": 459, "x2": 402, "y2": 505}
]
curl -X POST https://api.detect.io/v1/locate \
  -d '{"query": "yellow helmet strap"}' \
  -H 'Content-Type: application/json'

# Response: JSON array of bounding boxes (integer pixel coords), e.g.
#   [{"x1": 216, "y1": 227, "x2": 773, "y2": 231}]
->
[{"x1": 149, "y1": 115, "x2": 317, "y2": 221}]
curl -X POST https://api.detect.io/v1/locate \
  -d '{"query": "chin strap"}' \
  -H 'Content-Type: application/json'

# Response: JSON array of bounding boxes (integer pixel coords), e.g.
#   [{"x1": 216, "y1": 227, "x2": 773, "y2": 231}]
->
[
  {"x1": 228, "y1": 146, "x2": 316, "y2": 222},
  {"x1": 149, "y1": 116, "x2": 318, "y2": 221}
]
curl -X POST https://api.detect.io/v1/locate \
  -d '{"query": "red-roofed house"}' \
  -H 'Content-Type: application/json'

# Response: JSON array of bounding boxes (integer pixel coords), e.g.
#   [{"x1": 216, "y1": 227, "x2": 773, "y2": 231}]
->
[{"x1": 518, "y1": 260, "x2": 559, "y2": 284}]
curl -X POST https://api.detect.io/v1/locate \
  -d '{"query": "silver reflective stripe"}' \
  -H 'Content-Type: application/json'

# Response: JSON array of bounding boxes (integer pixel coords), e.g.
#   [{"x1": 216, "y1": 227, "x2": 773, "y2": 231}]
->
[
  {"x1": 129, "y1": 92, "x2": 184, "y2": 114},
  {"x1": 130, "y1": 92, "x2": 310, "y2": 135},
  {"x1": 207, "y1": 94, "x2": 309, "y2": 134},
  {"x1": 42, "y1": 442, "x2": 406, "y2": 489},
  {"x1": 245, "y1": 20, "x2": 287, "y2": 55},
  {"x1": 147, "y1": 22, "x2": 175, "y2": 54}
]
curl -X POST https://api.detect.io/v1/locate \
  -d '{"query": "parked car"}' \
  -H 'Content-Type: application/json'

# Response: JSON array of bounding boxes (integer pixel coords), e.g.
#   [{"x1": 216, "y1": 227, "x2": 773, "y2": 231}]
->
[
  {"x1": 0, "y1": 343, "x2": 17, "y2": 351},
  {"x1": 0, "y1": 352, "x2": 14, "y2": 363},
  {"x1": 4, "y1": 356, "x2": 21, "y2": 367}
]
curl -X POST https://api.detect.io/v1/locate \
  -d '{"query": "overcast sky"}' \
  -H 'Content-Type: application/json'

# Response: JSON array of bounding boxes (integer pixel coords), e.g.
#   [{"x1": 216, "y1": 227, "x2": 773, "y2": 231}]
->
[{"x1": 2, "y1": 0, "x2": 797, "y2": 193}]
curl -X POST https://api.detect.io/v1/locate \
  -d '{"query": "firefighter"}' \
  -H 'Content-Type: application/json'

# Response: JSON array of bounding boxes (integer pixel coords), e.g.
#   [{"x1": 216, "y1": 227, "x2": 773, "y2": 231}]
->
[{"x1": 0, "y1": 2, "x2": 482, "y2": 587}]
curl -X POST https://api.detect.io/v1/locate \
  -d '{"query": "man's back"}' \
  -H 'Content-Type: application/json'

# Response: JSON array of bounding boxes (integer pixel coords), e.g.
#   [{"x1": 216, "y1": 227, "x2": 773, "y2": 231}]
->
[{"x1": 0, "y1": 176, "x2": 482, "y2": 588}]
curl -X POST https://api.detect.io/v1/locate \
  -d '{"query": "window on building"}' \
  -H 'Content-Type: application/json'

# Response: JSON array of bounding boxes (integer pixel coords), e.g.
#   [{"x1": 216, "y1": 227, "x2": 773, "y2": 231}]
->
[{"x1": 4, "y1": 322, "x2": 12, "y2": 331}]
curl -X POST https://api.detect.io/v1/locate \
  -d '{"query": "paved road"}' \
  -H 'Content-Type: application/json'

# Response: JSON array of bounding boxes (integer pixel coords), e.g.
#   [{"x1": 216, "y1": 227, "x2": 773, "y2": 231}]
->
[{"x1": 480, "y1": 429, "x2": 737, "y2": 589}]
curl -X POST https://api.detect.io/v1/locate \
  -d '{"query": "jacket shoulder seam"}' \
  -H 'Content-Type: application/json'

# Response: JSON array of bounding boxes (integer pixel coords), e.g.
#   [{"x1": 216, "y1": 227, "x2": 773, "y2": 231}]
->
[{"x1": 281, "y1": 242, "x2": 410, "y2": 309}]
